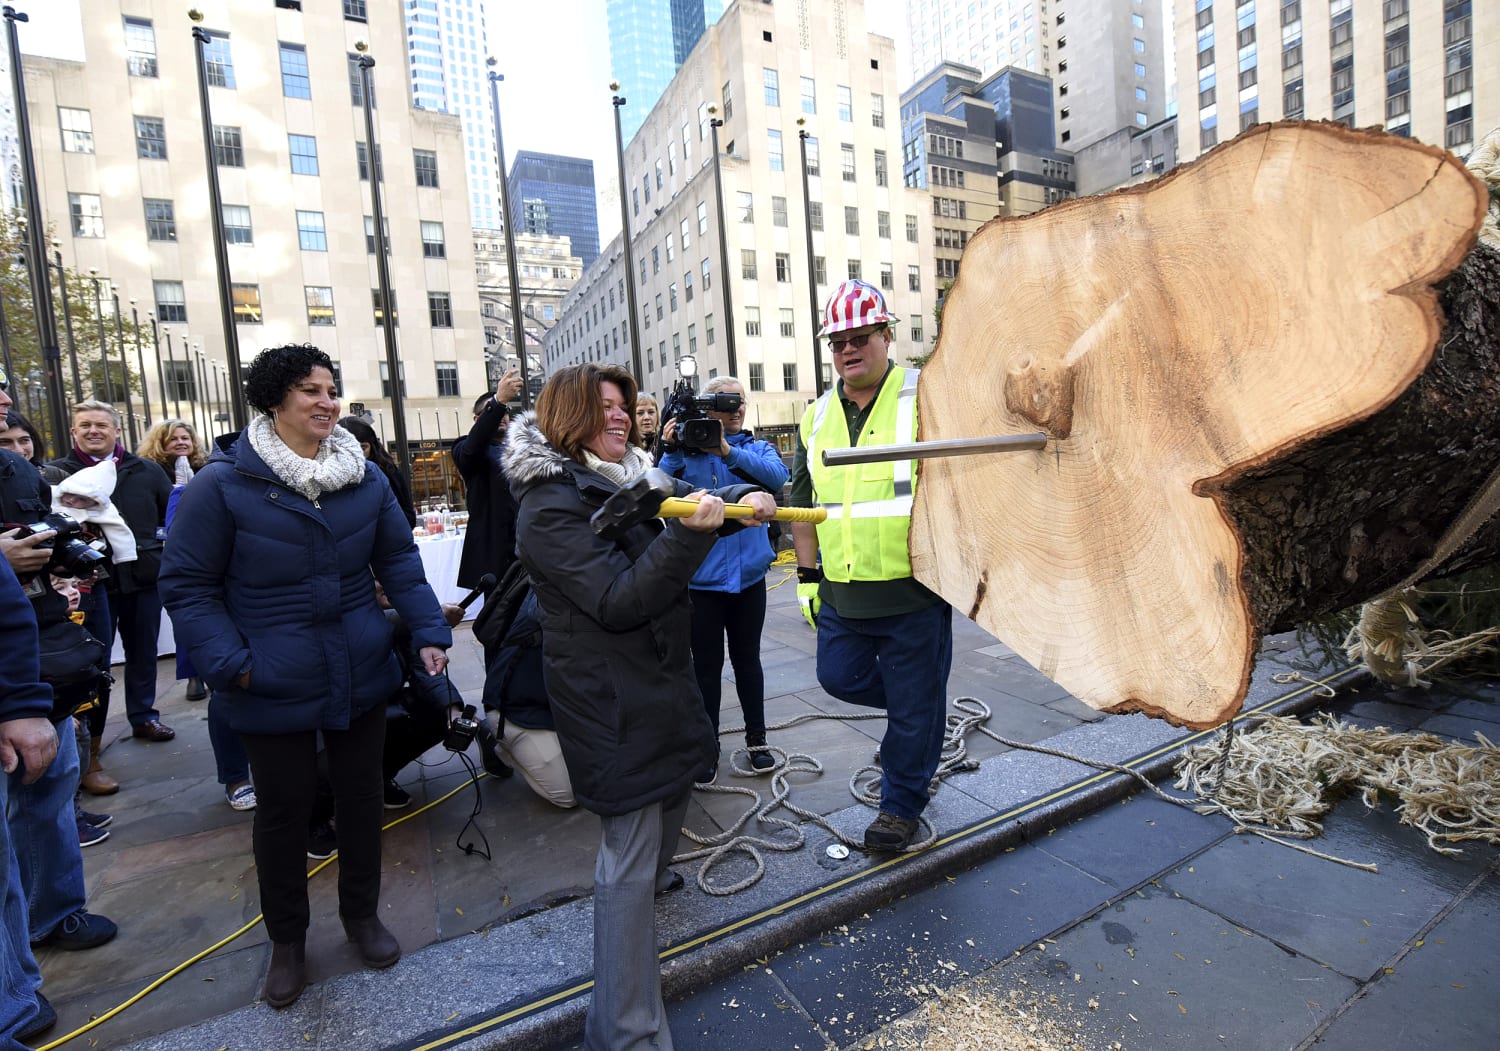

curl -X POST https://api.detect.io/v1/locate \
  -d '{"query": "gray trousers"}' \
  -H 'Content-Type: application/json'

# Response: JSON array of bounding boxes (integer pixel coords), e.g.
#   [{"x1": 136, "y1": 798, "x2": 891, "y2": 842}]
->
[{"x1": 583, "y1": 791, "x2": 691, "y2": 1051}]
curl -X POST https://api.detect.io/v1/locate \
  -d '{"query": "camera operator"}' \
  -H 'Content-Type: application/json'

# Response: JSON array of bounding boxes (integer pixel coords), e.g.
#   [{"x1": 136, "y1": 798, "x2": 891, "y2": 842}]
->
[{"x1": 659, "y1": 376, "x2": 788, "y2": 779}]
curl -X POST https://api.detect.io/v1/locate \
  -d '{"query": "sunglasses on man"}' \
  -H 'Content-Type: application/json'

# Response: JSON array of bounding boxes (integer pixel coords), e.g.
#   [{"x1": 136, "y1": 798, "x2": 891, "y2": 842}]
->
[{"x1": 828, "y1": 331, "x2": 883, "y2": 354}]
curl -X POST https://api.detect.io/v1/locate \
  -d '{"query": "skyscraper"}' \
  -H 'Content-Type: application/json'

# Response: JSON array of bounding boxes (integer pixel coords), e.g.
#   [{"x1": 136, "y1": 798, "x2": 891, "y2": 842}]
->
[
  {"x1": 402, "y1": 0, "x2": 501, "y2": 228},
  {"x1": 607, "y1": 0, "x2": 724, "y2": 142},
  {"x1": 507, "y1": 152, "x2": 601, "y2": 267}
]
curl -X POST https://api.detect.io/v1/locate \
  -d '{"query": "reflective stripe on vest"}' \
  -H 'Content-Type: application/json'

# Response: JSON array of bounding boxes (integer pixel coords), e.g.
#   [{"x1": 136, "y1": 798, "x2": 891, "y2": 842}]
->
[{"x1": 802, "y1": 367, "x2": 919, "y2": 582}]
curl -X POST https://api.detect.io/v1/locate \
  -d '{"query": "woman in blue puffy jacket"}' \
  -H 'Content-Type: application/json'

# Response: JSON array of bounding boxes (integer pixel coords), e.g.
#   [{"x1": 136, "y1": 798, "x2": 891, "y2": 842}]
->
[
  {"x1": 659, "y1": 376, "x2": 789, "y2": 778},
  {"x1": 159, "y1": 345, "x2": 450, "y2": 1010}
]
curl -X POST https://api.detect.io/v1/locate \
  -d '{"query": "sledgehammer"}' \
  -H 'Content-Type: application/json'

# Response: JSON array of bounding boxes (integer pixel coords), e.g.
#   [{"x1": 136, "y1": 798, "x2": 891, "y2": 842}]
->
[{"x1": 590, "y1": 468, "x2": 826, "y2": 539}]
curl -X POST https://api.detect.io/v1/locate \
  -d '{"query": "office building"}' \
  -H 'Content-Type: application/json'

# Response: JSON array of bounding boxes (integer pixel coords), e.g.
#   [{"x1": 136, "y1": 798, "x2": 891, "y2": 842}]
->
[
  {"x1": 607, "y1": 0, "x2": 724, "y2": 142},
  {"x1": 22, "y1": 0, "x2": 483, "y2": 491},
  {"x1": 549, "y1": 0, "x2": 933, "y2": 443},
  {"x1": 507, "y1": 151, "x2": 601, "y2": 267},
  {"x1": 1175, "y1": 0, "x2": 1495, "y2": 161},
  {"x1": 474, "y1": 228, "x2": 582, "y2": 392}
]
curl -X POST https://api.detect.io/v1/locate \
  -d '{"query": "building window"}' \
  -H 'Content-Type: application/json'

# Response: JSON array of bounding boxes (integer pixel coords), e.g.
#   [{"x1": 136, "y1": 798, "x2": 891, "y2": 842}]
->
[
  {"x1": 135, "y1": 117, "x2": 167, "y2": 160},
  {"x1": 775, "y1": 253, "x2": 791, "y2": 282},
  {"x1": 379, "y1": 360, "x2": 407, "y2": 396},
  {"x1": 847, "y1": 258, "x2": 862, "y2": 280},
  {"x1": 203, "y1": 31, "x2": 235, "y2": 88},
  {"x1": 688, "y1": 323, "x2": 698, "y2": 354},
  {"x1": 305, "y1": 286, "x2": 335, "y2": 326},
  {"x1": 124, "y1": 16, "x2": 158, "y2": 77},
  {"x1": 372, "y1": 288, "x2": 398, "y2": 327},
  {"x1": 652, "y1": 246, "x2": 661, "y2": 274},
  {"x1": 906, "y1": 214, "x2": 919, "y2": 242},
  {"x1": 1135, "y1": 62, "x2": 1147, "y2": 76},
  {"x1": 874, "y1": 149, "x2": 888, "y2": 186},
  {"x1": 144, "y1": 199, "x2": 176, "y2": 241},
  {"x1": 702, "y1": 257, "x2": 712, "y2": 290},
  {"x1": 737, "y1": 191, "x2": 754, "y2": 223},
  {"x1": 58, "y1": 108, "x2": 94, "y2": 153},
  {"x1": 912, "y1": 318, "x2": 924, "y2": 343},
  {"x1": 684, "y1": 270, "x2": 694, "y2": 302},
  {"x1": 837, "y1": 84, "x2": 852, "y2": 120},
  {"x1": 221, "y1": 204, "x2": 253, "y2": 244},
  {"x1": 1133, "y1": 12, "x2": 1146, "y2": 27},
  {"x1": 665, "y1": 232, "x2": 675, "y2": 263},
  {"x1": 356, "y1": 142, "x2": 383, "y2": 181},
  {"x1": 706, "y1": 313, "x2": 715, "y2": 345},
  {"x1": 722, "y1": 80, "x2": 733, "y2": 121},
  {"x1": 669, "y1": 284, "x2": 679, "y2": 311},
  {"x1": 809, "y1": 201, "x2": 823, "y2": 231},
  {"x1": 782, "y1": 362, "x2": 798, "y2": 390},
  {"x1": 681, "y1": 217, "x2": 692, "y2": 249},
  {"x1": 763, "y1": 67, "x2": 780, "y2": 106},
  {"x1": 748, "y1": 362, "x2": 764, "y2": 391},
  {"x1": 1133, "y1": 37, "x2": 1146, "y2": 51},
  {"x1": 165, "y1": 360, "x2": 196, "y2": 401},
  {"x1": 655, "y1": 293, "x2": 664, "y2": 321},
  {"x1": 745, "y1": 306, "x2": 761, "y2": 337},
  {"x1": 421, "y1": 221, "x2": 446, "y2": 258},
  {"x1": 364, "y1": 216, "x2": 391, "y2": 254},
  {"x1": 279, "y1": 43, "x2": 311, "y2": 98},
  {"x1": 908, "y1": 265, "x2": 921, "y2": 291},
  {"x1": 768, "y1": 128, "x2": 784, "y2": 171},
  {"x1": 435, "y1": 362, "x2": 460, "y2": 397},
  {"x1": 871, "y1": 93, "x2": 886, "y2": 128},
  {"x1": 413, "y1": 149, "x2": 439, "y2": 187},
  {"x1": 343, "y1": 0, "x2": 368, "y2": 19},
  {"x1": 69, "y1": 193, "x2": 104, "y2": 238},
  {"x1": 845, "y1": 206, "x2": 860, "y2": 235},
  {"x1": 772, "y1": 196, "x2": 788, "y2": 227},
  {"x1": 880, "y1": 264, "x2": 893, "y2": 290},
  {"x1": 801, "y1": 75, "x2": 816, "y2": 113},
  {"x1": 289, "y1": 133, "x2": 318, "y2": 175},
  {"x1": 231, "y1": 284, "x2": 262, "y2": 324},
  {"x1": 348, "y1": 54, "x2": 375, "y2": 107},
  {"x1": 697, "y1": 201, "x2": 708, "y2": 235},
  {"x1": 877, "y1": 210, "x2": 891, "y2": 239},
  {"x1": 154, "y1": 280, "x2": 187, "y2": 322},
  {"x1": 814, "y1": 256, "x2": 826, "y2": 284},
  {"x1": 212, "y1": 125, "x2": 243, "y2": 167},
  {"x1": 741, "y1": 249, "x2": 758, "y2": 280},
  {"x1": 779, "y1": 308, "x2": 796, "y2": 339},
  {"x1": 841, "y1": 143, "x2": 856, "y2": 181},
  {"x1": 805, "y1": 136, "x2": 820, "y2": 176},
  {"x1": 1137, "y1": 110, "x2": 1149, "y2": 125}
]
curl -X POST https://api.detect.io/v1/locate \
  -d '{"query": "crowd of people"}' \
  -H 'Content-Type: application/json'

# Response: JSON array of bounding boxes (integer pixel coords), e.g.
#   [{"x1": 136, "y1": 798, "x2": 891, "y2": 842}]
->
[{"x1": 0, "y1": 279, "x2": 954, "y2": 1049}]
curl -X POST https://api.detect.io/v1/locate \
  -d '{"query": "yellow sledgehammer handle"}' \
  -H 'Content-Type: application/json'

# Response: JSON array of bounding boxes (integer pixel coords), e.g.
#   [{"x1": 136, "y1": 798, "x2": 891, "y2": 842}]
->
[{"x1": 656, "y1": 497, "x2": 827, "y2": 524}]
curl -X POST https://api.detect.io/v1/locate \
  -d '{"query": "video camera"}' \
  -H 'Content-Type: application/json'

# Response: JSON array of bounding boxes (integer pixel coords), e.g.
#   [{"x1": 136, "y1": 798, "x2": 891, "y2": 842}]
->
[
  {"x1": 661, "y1": 378, "x2": 743, "y2": 452},
  {"x1": 5, "y1": 512, "x2": 109, "y2": 581}
]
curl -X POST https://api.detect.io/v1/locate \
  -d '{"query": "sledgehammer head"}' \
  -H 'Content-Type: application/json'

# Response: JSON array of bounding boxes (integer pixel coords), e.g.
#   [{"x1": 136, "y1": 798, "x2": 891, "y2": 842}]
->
[{"x1": 590, "y1": 468, "x2": 676, "y2": 539}]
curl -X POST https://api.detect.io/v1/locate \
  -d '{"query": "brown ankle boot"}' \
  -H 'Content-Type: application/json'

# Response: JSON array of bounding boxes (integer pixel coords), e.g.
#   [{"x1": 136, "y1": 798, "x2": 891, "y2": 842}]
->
[
  {"x1": 80, "y1": 738, "x2": 119, "y2": 796},
  {"x1": 263, "y1": 940, "x2": 306, "y2": 1008},
  {"x1": 341, "y1": 914, "x2": 401, "y2": 969}
]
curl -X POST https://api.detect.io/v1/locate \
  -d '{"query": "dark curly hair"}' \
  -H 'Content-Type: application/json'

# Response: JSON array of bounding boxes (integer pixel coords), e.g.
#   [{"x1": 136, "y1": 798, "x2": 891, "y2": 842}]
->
[{"x1": 244, "y1": 344, "x2": 336, "y2": 416}]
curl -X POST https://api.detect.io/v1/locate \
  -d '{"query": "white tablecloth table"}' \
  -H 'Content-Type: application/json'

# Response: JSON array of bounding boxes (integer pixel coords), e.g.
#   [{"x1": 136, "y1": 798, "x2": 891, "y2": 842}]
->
[{"x1": 116, "y1": 531, "x2": 480, "y2": 665}]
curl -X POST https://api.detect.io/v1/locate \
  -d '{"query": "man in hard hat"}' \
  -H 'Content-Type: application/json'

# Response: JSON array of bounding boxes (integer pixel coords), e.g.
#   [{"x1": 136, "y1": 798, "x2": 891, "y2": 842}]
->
[{"x1": 789, "y1": 280, "x2": 953, "y2": 852}]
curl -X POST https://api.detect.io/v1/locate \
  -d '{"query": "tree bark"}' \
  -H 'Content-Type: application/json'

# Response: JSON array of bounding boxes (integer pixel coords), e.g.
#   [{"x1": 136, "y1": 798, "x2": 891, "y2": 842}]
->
[{"x1": 910, "y1": 122, "x2": 1491, "y2": 729}]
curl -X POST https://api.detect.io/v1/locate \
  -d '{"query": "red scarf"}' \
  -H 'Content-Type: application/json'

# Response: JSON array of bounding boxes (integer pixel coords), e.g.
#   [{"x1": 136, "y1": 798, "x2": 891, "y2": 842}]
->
[{"x1": 73, "y1": 442, "x2": 126, "y2": 467}]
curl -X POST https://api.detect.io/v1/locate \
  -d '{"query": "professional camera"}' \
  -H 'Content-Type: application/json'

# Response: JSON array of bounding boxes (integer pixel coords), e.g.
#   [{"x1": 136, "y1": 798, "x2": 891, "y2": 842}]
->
[
  {"x1": 661, "y1": 378, "x2": 743, "y2": 452},
  {"x1": 444, "y1": 704, "x2": 481, "y2": 753},
  {"x1": 5, "y1": 513, "x2": 109, "y2": 581}
]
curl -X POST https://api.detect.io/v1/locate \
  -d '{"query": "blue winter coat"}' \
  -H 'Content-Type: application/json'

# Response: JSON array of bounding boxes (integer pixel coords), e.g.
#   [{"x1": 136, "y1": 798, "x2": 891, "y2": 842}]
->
[
  {"x1": 158, "y1": 434, "x2": 451, "y2": 735},
  {"x1": 658, "y1": 430, "x2": 789, "y2": 593}
]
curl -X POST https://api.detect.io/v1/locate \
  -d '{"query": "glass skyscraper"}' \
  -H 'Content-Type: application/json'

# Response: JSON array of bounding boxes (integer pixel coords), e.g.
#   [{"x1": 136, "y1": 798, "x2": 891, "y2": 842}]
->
[
  {"x1": 606, "y1": 0, "x2": 723, "y2": 142},
  {"x1": 507, "y1": 152, "x2": 601, "y2": 268}
]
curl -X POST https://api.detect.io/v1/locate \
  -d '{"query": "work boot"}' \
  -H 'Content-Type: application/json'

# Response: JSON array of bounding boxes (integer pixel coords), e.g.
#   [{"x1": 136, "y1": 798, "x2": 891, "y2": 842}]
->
[
  {"x1": 185, "y1": 676, "x2": 208, "y2": 701},
  {"x1": 263, "y1": 940, "x2": 306, "y2": 1008},
  {"x1": 80, "y1": 737, "x2": 119, "y2": 796},
  {"x1": 342, "y1": 914, "x2": 401, "y2": 969},
  {"x1": 746, "y1": 730, "x2": 776, "y2": 772}
]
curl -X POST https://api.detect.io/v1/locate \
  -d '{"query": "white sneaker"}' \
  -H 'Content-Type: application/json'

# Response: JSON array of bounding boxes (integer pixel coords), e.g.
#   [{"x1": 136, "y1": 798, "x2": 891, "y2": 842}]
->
[{"x1": 226, "y1": 782, "x2": 257, "y2": 811}]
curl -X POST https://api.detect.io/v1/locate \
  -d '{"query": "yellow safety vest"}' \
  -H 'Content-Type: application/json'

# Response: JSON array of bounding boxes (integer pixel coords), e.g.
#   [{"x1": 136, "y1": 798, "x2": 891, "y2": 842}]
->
[{"x1": 801, "y1": 366, "x2": 919, "y2": 583}]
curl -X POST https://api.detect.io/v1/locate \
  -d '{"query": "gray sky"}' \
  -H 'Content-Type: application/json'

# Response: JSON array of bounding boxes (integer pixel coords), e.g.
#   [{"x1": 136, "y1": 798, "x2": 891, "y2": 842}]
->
[{"x1": 13, "y1": 0, "x2": 906, "y2": 244}]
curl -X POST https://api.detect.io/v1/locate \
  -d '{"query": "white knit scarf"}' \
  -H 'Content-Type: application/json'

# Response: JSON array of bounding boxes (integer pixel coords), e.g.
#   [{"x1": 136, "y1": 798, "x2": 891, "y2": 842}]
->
[
  {"x1": 582, "y1": 444, "x2": 653, "y2": 488},
  {"x1": 247, "y1": 413, "x2": 366, "y2": 502}
]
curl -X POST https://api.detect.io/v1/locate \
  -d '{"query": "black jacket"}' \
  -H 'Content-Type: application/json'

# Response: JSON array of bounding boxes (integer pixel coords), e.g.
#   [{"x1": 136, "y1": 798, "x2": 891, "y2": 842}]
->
[
  {"x1": 504, "y1": 412, "x2": 754, "y2": 817},
  {"x1": 451, "y1": 399, "x2": 518, "y2": 590},
  {"x1": 47, "y1": 450, "x2": 171, "y2": 594}
]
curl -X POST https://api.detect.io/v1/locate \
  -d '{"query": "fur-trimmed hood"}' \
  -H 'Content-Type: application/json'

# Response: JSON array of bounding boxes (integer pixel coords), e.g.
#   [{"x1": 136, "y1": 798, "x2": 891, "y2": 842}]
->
[{"x1": 500, "y1": 411, "x2": 566, "y2": 490}]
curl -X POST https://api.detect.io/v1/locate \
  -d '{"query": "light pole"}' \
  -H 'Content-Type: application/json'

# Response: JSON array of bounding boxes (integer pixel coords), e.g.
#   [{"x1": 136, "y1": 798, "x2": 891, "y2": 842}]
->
[
  {"x1": 610, "y1": 83, "x2": 644, "y2": 381},
  {"x1": 129, "y1": 298, "x2": 153, "y2": 428},
  {"x1": 161, "y1": 327, "x2": 183, "y2": 422},
  {"x1": 0, "y1": 287, "x2": 15, "y2": 407},
  {"x1": 112, "y1": 288, "x2": 138, "y2": 445},
  {"x1": 52, "y1": 248, "x2": 83, "y2": 400},
  {"x1": 89, "y1": 272, "x2": 111, "y2": 401},
  {"x1": 211, "y1": 361, "x2": 225, "y2": 425},
  {"x1": 487, "y1": 61, "x2": 533, "y2": 409},
  {"x1": 797, "y1": 120, "x2": 827, "y2": 396},
  {"x1": 188, "y1": 8, "x2": 246, "y2": 429},
  {"x1": 194, "y1": 345, "x2": 211, "y2": 438},
  {"x1": 708, "y1": 106, "x2": 737, "y2": 377},
  {"x1": 5, "y1": 6, "x2": 68, "y2": 450},
  {"x1": 356, "y1": 42, "x2": 411, "y2": 482},
  {"x1": 147, "y1": 312, "x2": 168, "y2": 423}
]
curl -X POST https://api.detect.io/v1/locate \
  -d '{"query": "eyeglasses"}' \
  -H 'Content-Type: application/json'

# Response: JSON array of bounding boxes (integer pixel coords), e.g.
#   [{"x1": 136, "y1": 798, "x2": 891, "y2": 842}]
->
[{"x1": 827, "y1": 331, "x2": 881, "y2": 354}]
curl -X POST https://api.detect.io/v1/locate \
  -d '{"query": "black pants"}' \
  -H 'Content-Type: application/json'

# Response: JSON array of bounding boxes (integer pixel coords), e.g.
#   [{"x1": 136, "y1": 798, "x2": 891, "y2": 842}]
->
[
  {"x1": 81, "y1": 581, "x2": 164, "y2": 734},
  {"x1": 239, "y1": 704, "x2": 386, "y2": 943},
  {"x1": 310, "y1": 700, "x2": 449, "y2": 826},
  {"x1": 688, "y1": 582, "x2": 768, "y2": 736}
]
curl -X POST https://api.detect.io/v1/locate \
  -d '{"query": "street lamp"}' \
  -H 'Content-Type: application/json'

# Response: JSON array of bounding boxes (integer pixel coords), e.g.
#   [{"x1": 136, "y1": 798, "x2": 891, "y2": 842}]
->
[
  {"x1": 610, "y1": 82, "x2": 644, "y2": 381},
  {"x1": 5, "y1": 6, "x2": 69, "y2": 450},
  {"x1": 51, "y1": 246, "x2": 83, "y2": 400},
  {"x1": 188, "y1": 7, "x2": 246, "y2": 429},
  {"x1": 111, "y1": 287, "x2": 138, "y2": 445},
  {"x1": 707, "y1": 105, "x2": 738, "y2": 378},
  {"x1": 161, "y1": 326, "x2": 184, "y2": 423},
  {"x1": 797, "y1": 119, "x2": 827, "y2": 396},
  {"x1": 487, "y1": 60, "x2": 533, "y2": 409},
  {"x1": 89, "y1": 271, "x2": 111, "y2": 401},
  {"x1": 355, "y1": 41, "x2": 411, "y2": 482},
  {"x1": 146, "y1": 311, "x2": 168, "y2": 424},
  {"x1": 211, "y1": 361, "x2": 225, "y2": 424},
  {"x1": 194, "y1": 344, "x2": 211, "y2": 439}
]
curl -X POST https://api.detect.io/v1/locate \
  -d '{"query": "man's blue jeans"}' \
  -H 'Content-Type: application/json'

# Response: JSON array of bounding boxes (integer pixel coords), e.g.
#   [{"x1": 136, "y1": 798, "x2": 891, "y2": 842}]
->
[
  {"x1": 0, "y1": 752, "x2": 44, "y2": 1048},
  {"x1": 207, "y1": 693, "x2": 250, "y2": 787},
  {"x1": 816, "y1": 601, "x2": 954, "y2": 821},
  {"x1": 10, "y1": 721, "x2": 85, "y2": 947}
]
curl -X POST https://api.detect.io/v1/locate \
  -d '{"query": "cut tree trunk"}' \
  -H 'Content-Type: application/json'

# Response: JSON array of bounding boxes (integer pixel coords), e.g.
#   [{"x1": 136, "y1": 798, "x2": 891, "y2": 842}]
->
[{"x1": 910, "y1": 122, "x2": 1491, "y2": 730}]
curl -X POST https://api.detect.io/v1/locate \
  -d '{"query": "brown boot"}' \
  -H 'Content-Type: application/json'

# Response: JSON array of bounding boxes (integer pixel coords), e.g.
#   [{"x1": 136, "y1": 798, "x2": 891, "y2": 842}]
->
[
  {"x1": 80, "y1": 738, "x2": 119, "y2": 796},
  {"x1": 263, "y1": 940, "x2": 306, "y2": 1008},
  {"x1": 341, "y1": 914, "x2": 401, "y2": 969}
]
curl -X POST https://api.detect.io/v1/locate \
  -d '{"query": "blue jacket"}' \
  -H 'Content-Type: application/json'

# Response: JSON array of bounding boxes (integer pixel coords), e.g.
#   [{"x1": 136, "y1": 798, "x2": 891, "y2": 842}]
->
[
  {"x1": 0, "y1": 556, "x2": 52, "y2": 726},
  {"x1": 659, "y1": 430, "x2": 789, "y2": 593},
  {"x1": 158, "y1": 434, "x2": 450, "y2": 735}
]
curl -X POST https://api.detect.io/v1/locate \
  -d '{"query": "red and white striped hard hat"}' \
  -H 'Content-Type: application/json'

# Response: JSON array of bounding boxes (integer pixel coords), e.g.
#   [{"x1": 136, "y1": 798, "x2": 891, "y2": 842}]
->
[{"x1": 818, "y1": 280, "x2": 901, "y2": 338}]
